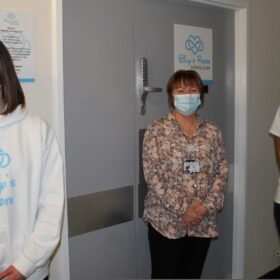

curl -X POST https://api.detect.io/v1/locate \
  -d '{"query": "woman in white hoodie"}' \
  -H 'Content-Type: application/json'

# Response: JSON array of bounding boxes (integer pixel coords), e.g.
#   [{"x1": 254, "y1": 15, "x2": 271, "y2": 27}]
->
[{"x1": 0, "y1": 41, "x2": 64, "y2": 280}]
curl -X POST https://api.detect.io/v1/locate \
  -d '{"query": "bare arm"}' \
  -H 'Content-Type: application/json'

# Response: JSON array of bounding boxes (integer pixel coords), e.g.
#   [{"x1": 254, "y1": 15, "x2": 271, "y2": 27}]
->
[{"x1": 274, "y1": 135, "x2": 280, "y2": 170}]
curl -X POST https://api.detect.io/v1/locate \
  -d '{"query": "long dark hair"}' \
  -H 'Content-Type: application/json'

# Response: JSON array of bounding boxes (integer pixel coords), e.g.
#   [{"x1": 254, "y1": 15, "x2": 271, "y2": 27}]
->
[{"x1": 0, "y1": 41, "x2": 26, "y2": 114}]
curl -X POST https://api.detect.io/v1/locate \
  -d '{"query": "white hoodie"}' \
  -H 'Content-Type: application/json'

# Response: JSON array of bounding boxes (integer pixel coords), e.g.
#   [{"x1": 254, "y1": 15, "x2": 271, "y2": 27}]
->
[{"x1": 0, "y1": 105, "x2": 65, "y2": 279}]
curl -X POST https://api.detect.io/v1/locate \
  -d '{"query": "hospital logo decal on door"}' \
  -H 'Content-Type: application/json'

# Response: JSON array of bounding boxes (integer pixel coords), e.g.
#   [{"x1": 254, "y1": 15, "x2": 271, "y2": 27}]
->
[
  {"x1": 0, "y1": 149, "x2": 16, "y2": 207},
  {"x1": 174, "y1": 24, "x2": 213, "y2": 85},
  {"x1": 185, "y1": 35, "x2": 204, "y2": 55}
]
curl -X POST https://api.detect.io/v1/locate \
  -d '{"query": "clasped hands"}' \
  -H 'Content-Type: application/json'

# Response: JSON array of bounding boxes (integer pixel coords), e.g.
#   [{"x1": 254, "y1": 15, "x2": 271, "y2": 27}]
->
[{"x1": 182, "y1": 200, "x2": 208, "y2": 228}]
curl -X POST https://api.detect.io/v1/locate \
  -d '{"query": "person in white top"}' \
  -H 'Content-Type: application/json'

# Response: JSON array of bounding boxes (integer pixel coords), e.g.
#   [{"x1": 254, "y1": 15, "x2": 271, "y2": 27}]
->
[
  {"x1": 0, "y1": 41, "x2": 65, "y2": 280},
  {"x1": 270, "y1": 105, "x2": 280, "y2": 234}
]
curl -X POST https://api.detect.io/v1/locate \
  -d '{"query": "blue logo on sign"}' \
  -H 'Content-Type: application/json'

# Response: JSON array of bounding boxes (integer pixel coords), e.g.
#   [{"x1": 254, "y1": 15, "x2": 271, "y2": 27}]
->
[
  {"x1": 4, "y1": 12, "x2": 19, "y2": 26},
  {"x1": 0, "y1": 149, "x2": 11, "y2": 169},
  {"x1": 185, "y1": 35, "x2": 204, "y2": 55},
  {"x1": 7, "y1": 13, "x2": 16, "y2": 21}
]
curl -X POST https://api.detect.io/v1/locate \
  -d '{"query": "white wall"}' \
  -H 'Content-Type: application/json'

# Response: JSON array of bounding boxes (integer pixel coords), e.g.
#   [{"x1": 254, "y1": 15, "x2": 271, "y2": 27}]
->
[
  {"x1": 0, "y1": 0, "x2": 53, "y2": 124},
  {"x1": 2, "y1": 0, "x2": 280, "y2": 278},
  {"x1": 0, "y1": 1, "x2": 69, "y2": 279},
  {"x1": 245, "y1": 0, "x2": 280, "y2": 277}
]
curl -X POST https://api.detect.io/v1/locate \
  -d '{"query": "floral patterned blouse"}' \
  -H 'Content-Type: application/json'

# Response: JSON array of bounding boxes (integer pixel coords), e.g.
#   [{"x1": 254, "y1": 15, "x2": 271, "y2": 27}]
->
[{"x1": 143, "y1": 113, "x2": 228, "y2": 239}]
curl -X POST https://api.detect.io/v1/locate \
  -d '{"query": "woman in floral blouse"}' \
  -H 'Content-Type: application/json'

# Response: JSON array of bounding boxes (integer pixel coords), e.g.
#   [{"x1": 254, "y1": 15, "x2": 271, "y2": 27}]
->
[{"x1": 143, "y1": 70, "x2": 228, "y2": 279}]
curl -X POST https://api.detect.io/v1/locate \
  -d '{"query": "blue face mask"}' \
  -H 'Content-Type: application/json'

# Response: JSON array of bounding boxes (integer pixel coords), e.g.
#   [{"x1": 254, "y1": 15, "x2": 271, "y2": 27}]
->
[{"x1": 173, "y1": 93, "x2": 201, "y2": 116}]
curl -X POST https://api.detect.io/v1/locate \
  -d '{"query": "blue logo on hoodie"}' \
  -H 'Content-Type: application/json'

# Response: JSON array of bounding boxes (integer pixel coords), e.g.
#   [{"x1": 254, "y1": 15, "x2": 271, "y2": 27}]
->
[
  {"x1": 0, "y1": 149, "x2": 11, "y2": 169},
  {"x1": 0, "y1": 149, "x2": 15, "y2": 206}
]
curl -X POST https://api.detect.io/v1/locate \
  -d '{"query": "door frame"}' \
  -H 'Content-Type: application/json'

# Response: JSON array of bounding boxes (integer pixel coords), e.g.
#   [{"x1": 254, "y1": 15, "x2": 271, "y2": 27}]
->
[
  {"x1": 50, "y1": 0, "x2": 70, "y2": 279},
  {"x1": 53, "y1": 0, "x2": 248, "y2": 278},
  {"x1": 190, "y1": 0, "x2": 248, "y2": 278}
]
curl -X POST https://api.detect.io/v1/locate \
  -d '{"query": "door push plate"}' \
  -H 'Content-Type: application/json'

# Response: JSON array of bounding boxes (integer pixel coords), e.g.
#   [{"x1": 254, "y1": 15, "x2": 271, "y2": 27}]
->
[{"x1": 136, "y1": 57, "x2": 162, "y2": 115}]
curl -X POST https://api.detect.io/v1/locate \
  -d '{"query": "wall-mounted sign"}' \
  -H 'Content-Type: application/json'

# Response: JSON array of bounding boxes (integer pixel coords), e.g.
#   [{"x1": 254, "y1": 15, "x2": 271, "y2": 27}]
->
[
  {"x1": 0, "y1": 10, "x2": 35, "y2": 83},
  {"x1": 174, "y1": 24, "x2": 213, "y2": 85}
]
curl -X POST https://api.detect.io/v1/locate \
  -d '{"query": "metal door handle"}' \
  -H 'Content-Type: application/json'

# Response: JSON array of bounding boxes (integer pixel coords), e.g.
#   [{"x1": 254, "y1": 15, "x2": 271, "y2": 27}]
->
[{"x1": 136, "y1": 57, "x2": 162, "y2": 115}]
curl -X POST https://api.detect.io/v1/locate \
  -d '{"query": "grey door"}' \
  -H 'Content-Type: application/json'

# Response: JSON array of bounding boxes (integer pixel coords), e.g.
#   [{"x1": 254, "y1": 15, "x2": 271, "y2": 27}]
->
[
  {"x1": 63, "y1": 0, "x2": 234, "y2": 278},
  {"x1": 134, "y1": 1, "x2": 235, "y2": 278},
  {"x1": 63, "y1": 0, "x2": 136, "y2": 279}
]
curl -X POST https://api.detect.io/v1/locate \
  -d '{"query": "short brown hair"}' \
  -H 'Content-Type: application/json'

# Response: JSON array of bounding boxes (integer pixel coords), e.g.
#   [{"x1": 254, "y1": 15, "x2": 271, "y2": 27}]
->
[
  {"x1": 0, "y1": 41, "x2": 26, "y2": 115},
  {"x1": 166, "y1": 70, "x2": 204, "y2": 109}
]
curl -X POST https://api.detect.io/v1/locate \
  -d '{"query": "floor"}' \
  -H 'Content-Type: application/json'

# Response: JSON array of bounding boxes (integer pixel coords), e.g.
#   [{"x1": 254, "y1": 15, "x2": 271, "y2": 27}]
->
[{"x1": 259, "y1": 266, "x2": 280, "y2": 279}]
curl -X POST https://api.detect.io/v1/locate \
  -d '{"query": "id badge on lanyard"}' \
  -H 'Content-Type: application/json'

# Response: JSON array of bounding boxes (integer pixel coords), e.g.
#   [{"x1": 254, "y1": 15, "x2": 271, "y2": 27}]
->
[
  {"x1": 183, "y1": 145, "x2": 200, "y2": 174},
  {"x1": 183, "y1": 159, "x2": 200, "y2": 173}
]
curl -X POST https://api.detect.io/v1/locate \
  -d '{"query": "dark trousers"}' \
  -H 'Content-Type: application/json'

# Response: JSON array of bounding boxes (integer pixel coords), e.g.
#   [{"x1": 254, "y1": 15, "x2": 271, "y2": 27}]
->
[
  {"x1": 274, "y1": 202, "x2": 280, "y2": 235},
  {"x1": 148, "y1": 224, "x2": 211, "y2": 279}
]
